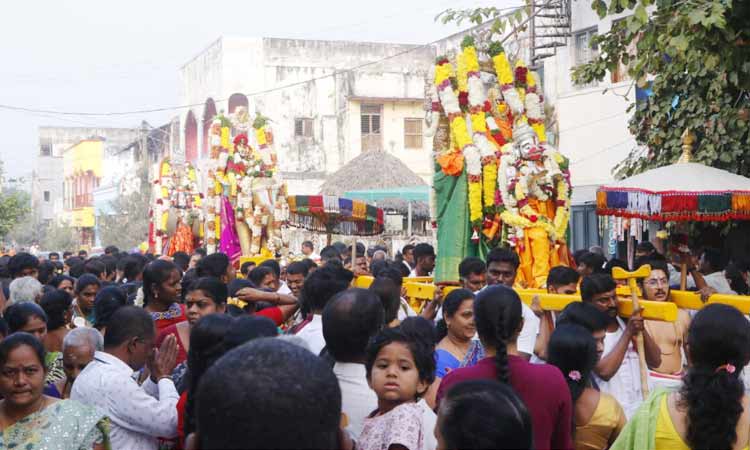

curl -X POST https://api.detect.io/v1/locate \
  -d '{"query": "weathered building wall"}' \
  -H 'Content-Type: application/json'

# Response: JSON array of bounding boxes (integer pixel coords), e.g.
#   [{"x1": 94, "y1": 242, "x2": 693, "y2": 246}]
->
[
  {"x1": 346, "y1": 100, "x2": 430, "y2": 181},
  {"x1": 179, "y1": 36, "x2": 436, "y2": 196},
  {"x1": 33, "y1": 127, "x2": 140, "y2": 224}
]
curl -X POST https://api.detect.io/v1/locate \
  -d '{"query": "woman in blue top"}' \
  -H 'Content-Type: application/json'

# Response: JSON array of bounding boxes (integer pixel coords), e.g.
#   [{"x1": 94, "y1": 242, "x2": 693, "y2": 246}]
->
[{"x1": 424, "y1": 288, "x2": 484, "y2": 408}]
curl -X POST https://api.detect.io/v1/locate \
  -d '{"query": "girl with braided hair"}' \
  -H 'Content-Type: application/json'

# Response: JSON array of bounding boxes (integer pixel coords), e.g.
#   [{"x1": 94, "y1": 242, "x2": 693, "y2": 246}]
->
[
  {"x1": 436, "y1": 285, "x2": 574, "y2": 449},
  {"x1": 613, "y1": 304, "x2": 750, "y2": 450}
]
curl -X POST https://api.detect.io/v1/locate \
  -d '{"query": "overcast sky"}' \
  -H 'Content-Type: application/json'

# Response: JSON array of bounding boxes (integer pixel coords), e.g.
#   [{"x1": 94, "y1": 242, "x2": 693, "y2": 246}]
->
[{"x1": 0, "y1": 0, "x2": 521, "y2": 180}]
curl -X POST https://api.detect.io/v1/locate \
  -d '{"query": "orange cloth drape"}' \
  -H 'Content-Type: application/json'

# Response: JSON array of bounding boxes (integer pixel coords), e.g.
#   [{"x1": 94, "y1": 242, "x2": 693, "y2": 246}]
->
[{"x1": 515, "y1": 198, "x2": 572, "y2": 288}]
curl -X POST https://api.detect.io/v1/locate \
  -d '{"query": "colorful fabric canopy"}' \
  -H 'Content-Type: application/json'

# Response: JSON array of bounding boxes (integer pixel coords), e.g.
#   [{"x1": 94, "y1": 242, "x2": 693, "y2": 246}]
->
[
  {"x1": 596, "y1": 162, "x2": 750, "y2": 222},
  {"x1": 286, "y1": 195, "x2": 384, "y2": 236}
]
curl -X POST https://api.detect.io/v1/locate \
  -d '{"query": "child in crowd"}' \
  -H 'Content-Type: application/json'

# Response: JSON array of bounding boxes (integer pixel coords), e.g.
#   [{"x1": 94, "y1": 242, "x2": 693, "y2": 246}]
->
[{"x1": 360, "y1": 326, "x2": 436, "y2": 450}]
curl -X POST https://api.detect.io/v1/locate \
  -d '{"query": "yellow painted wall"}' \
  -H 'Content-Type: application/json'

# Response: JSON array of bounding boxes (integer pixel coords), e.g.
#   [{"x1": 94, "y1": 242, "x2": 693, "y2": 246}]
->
[
  {"x1": 63, "y1": 140, "x2": 104, "y2": 178},
  {"x1": 346, "y1": 100, "x2": 431, "y2": 181},
  {"x1": 70, "y1": 207, "x2": 95, "y2": 227}
]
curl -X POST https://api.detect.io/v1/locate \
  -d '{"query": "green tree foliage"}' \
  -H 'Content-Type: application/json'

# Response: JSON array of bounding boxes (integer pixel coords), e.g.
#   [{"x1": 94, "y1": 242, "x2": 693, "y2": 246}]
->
[
  {"x1": 572, "y1": 0, "x2": 750, "y2": 178},
  {"x1": 0, "y1": 188, "x2": 30, "y2": 242},
  {"x1": 40, "y1": 221, "x2": 79, "y2": 252},
  {"x1": 97, "y1": 188, "x2": 150, "y2": 252},
  {"x1": 437, "y1": 3, "x2": 530, "y2": 36}
]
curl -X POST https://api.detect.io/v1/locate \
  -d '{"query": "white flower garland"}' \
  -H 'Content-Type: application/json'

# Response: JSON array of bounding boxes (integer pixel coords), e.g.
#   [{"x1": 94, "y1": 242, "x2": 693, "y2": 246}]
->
[
  {"x1": 464, "y1": 141, "x2": 482, "y2": 176},
  {"x1": 503, "y1": 87, "x2": 524, "y2": 116},
  {"x1": 525, "y1": 92, "x2": 542, "y2": 121},
  {"x1": 467, "y1": 75, "x2": 484, "y2": 107}
]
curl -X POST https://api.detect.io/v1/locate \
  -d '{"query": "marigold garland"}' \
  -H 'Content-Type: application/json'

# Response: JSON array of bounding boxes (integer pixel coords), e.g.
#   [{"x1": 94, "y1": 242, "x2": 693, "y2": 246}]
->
[
  {"x1": 435, "y1": 53, "x2": 483, "y2": 225},
  {"x1": 460, "y1": 39, "x2": 486, "y2": 226},
  {"x1": 483, "y1": 162, "x2": 497, "y2": 209},
  {"x1": 468, "y1": 182, "x2": 483, "y2": 222},
  {"x1": 431, "y1": 41, "x2": 571, "y2": 255}
]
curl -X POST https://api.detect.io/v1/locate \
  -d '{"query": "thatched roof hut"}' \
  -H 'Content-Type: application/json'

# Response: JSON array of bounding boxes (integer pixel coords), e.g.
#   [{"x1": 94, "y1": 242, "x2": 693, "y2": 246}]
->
[
  {"x1": 320, "y1": 150, "x2": 427, "y2": 196},
  {"x1": 320, "y1": 151, "x2": 430, "y2": 219}
]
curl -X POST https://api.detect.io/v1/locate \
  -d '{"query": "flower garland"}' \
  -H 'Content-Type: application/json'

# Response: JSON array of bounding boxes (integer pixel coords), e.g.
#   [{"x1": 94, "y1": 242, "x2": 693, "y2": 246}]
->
[
  {"x1": 152, "y1": 159, "x2": 203, "y2": 254},
  {"x1": 496, "y1": 123, "x2": 571, "y2": 246},
  {"x1": 431, "y1": 43, "x2": 571, "y2": 252},
  {"x1": 434, "y1": 55, "x2": 483, "y2": 226},
  {"x1": 489, "y1": 42, "x2": 523, "y2": 116},
  {"x1": 514, "y1": 60, "x2": 528, "y2": 111},
  {"x1": 424, "y1": 66, "x2": 442, "y2": 140},
  {"x1": 458, "y1": 40, "x2": 486, "y2": 228},
  {"x1": 526, "y1": 71, "x2": 546, "y2": 143},
  {"x1": 462, "y1": 37, "x2": 500, "y2": 228}
]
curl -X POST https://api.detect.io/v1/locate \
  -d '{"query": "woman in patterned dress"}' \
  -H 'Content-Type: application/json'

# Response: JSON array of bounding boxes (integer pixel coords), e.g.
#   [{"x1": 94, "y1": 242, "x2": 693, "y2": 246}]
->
[
  {"x1": 4, "y1": 302, "x2": 65, "y2": 385},
  {"x1": 142, "y1": 260, "x2": 187, "y2": 333},
  {"x1": 0, "y1": 333, "x2": 109, "y2": 450}
]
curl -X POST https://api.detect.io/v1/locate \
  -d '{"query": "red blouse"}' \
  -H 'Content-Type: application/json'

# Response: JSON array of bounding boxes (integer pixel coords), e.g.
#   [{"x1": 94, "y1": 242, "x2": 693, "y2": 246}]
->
[
  {"x1": 150, "y1": 303, "x2": 188, "y2": 334},
  {"x1": 156, "y1": 323, "x2": 188, "y2": 366}
]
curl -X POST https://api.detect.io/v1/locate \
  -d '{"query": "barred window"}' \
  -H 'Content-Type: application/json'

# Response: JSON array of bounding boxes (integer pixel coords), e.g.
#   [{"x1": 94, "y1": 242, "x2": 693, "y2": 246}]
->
[{"x1": 404, "y1": 119, "x2": 423, "y2": 149}]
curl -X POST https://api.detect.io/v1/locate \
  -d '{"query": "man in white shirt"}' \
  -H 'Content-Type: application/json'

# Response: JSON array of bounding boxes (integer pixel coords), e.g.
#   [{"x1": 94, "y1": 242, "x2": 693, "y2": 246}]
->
[
  {"x1": 294, "y1": 265, "x2": 351, "y2": 356},
  {"x1": 669, "y1": 247, "x2": 737, "y2": 294},
  {"x1": 485, "y1": 248, "x2": 539, "y2": 359},
  {"x1": 401, "y1": 244, "x2": 416, "y2": 274},
  {"x1": 301, "y1": 240, "x2": 319, "y2": 261},
  {"x1": 581, "y1": 274, "x2": 662, "y2": 418},
  {"x1": 323, "y1": 289, "x2": 383, "y2": 439},
  {"x1": 72, "y1": 306, "x2": 179, "y2": 450}
]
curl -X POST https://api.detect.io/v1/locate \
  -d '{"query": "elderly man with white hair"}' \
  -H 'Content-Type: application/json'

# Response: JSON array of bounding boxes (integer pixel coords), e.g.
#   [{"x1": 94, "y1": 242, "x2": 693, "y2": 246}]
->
[
  {"x1": 45, "y1": 327, "x2": 103, "y2": 399},
  {"x1": 8, "y1": 276, "x2": 44, "y2": 306}
]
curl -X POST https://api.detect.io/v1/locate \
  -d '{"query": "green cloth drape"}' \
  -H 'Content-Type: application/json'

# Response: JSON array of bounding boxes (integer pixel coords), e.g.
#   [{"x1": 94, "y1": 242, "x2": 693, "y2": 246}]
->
[{"x1": 434, "y1": 165, "x2": 476, "y2": 283}]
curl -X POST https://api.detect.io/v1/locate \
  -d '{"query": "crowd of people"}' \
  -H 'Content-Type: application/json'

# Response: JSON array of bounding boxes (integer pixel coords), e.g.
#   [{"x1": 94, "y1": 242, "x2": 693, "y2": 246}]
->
[{"x1": 0, "y1": 240, "x2": 749, "y2": 450}]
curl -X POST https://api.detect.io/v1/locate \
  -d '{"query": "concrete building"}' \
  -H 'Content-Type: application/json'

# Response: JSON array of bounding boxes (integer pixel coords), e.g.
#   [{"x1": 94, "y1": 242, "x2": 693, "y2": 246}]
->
[
  {"x1": 63, "y1": 139, "x2": 105, "y2": 248},
  {"x1": 92, "y1": 122, "x2": 172, "y2": 247},
  {"x1": 178, "y1": 37, "x2": 435, "y2": 194},
  {"x1": 33, "y1": 127, "x2": 141, "y2": 226},
  {"x1": 538, "y1": 1, "x2": 640, "y2": 250}
]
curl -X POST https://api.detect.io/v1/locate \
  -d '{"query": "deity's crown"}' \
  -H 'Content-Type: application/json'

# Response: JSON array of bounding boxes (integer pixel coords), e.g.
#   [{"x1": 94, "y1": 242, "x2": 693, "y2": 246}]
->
[{"x1": 513, "y1": 121, "x2": 537, "y2": 144}]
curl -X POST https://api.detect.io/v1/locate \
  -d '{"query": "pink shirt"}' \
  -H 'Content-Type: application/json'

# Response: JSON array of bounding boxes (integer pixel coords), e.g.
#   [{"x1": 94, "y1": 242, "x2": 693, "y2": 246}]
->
[
  {"x1": 436, "y1": 356, "x2": 574, "y2": 450},
  {"x1": 359, "y1": 402, "x2": 423, "y2": 450}
]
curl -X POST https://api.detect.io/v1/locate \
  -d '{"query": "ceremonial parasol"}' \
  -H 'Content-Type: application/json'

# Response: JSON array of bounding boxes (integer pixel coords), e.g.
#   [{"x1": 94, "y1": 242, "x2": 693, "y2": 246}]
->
[
  {"x1": 596, "y1": 131, "x2": 750, "y2": 222},
  {"x1": 286, "y1": 195, "x2": 384, "y2": 244},
  {"x1": 596, "y1": 133, "x2": 750, "y2": 284}
]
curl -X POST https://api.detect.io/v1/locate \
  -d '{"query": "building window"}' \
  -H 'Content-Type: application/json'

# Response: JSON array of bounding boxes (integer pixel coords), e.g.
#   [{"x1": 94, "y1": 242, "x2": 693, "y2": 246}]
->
[
  {"x1": 44, "y1": 191, "x2": 50, "y2": 202},
  {"x1": 361, "y1": 104, "x2": 382, "y2": 152},
  {"x1": 40, "y1": 144, "x2": 52, "y2": 157},
  {"x1": 574, "y1": 27, "x2": 599, "y2": 88},
  {"x1": 574, "y1": 27, "x2": 599, "y2": 65},
  {"x1": 294, "y1": 118, "x2": 313, "y2": 137},
  {"x1": 611, "y1": 18, "x2": 638, "y2": 84},
  {"x1": 404, "y1": 119, "x2": 423, "y2": 149}
]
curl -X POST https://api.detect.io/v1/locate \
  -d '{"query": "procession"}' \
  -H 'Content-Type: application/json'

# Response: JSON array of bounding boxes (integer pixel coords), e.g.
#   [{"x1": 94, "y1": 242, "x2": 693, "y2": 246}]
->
[{"x1": 1, "y1": 0, "x2": 749, "y2": 449}]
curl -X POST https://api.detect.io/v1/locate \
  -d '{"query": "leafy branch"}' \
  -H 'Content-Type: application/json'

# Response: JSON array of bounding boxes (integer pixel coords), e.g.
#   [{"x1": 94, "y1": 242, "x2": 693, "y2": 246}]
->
[
  {"x1": 572, "y1": 0, "x2": 750, "y2": 178},
  {"x1": 436, "y1": 2, "x2": 531, "y2": 38}
]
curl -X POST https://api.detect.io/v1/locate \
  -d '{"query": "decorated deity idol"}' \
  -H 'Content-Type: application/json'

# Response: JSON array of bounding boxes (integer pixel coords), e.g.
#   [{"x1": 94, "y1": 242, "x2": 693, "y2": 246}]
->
[
  {"x1": 204, "y1": 110, "x2": 289, "y2": 260},
  {"x1": 150, "y1": 159, "x2": 203, "y2": 256},
  {"x1": 427, "y1": 35, "x2": 572, "y2": 287}
]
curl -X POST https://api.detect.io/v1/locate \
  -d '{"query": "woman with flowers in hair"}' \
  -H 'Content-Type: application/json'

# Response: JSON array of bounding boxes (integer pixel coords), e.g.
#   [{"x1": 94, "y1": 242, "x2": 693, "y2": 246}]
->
[
  {"x1": 548, "y1": 323, "x2": 626, "y2": 450},
  {"x1": 612, "y1": 304, "x2": 750, "y2": 450}
]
